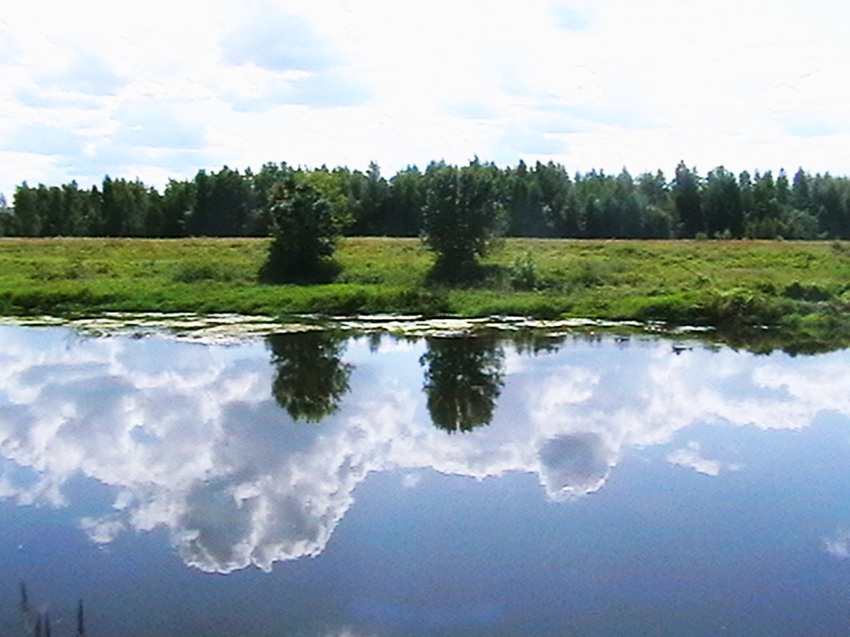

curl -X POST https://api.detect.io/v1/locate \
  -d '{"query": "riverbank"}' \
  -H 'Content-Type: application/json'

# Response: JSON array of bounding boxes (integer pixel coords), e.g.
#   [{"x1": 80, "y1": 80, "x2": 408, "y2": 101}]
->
[{"x1": 1, "y1": 237, "x2": 848, "y2": 351}]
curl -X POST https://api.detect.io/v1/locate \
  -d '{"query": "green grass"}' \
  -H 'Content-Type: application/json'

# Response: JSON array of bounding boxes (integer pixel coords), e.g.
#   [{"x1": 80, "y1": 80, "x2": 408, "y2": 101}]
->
[{"x1": 1, "y1": 236, "x2": 849, "y2": 350}]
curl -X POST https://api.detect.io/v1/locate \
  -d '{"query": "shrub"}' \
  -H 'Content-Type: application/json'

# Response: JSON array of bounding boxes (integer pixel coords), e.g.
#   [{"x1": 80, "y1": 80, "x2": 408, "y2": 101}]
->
[
  {"x1": 509, "y1": 252, "x2": 539, "y2": 290},
  {"x1": 421, "y1": 162, "x2": 506, "y2": 280},
  {"x1": 260, "y1": 178, "x2": 342, "y2": 284}
]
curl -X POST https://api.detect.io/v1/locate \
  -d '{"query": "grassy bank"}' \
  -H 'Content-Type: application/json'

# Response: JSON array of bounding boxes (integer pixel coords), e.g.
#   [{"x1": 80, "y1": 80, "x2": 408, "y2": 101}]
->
[{"x1": 1, "y1": 237, "x2": 849, "y2": 350}]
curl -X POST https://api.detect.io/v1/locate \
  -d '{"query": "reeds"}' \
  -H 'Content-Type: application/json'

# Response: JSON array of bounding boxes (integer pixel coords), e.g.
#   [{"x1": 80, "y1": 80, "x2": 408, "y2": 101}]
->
[{"x1": 19, "y1": 583, "x2": 85, "y2": 637}]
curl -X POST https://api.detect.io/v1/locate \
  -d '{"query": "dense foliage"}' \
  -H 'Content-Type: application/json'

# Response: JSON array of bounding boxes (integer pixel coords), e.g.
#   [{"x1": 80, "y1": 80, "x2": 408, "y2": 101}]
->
[
  {"x1": 2, "y1": 160, "x2": 850, "y2": 240},
  {"x1": 421, "y1": 335, "x2": 505, "y2": 432},
  {"x1": 260, "y1": 176, "x2": 344, "y2": 283},
  {"x1": 268, "y1": 331, "x2": 353, "y2": 422},
  {"x1": 421, "y1": 161, "x2": 506, "y2": 274}
]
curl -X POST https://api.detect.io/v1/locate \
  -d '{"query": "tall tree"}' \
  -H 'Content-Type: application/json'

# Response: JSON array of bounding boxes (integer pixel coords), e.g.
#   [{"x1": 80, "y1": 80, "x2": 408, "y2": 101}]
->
[
  {"x1": 672, "y1": 162, "x2": 702, "y2": 237},
  {"x1": 637, "y1": 170, "x2": 673, "y2": 238},
  {"x1": 738, "y1": 170, "x2": 754, "y2": 222},
  {"x1": 702, "y1": 166, "x2": 743, "y2": 237},
  {"x1": 160, "y1": 179, "x2": 193, "y2": 237},
  {"x1": 614, "y1": 168, "x2": 642, "y2": 238},
  {"x1": 101, "y1": 176, "x2": 120, "y2": 236},
  {"x1": 506, "y1": 160, "x2": 548, "y2": 237},
  {"x1": 39, "y1": 185, "x2": 64, "y2": 236},
  {"x1": 812, "y1": 175, "x2": 847, "y2": 238},
  {"x1": 534, "y1": 162, "x2": 576, "y2": 236},
  {"x1": 0, "y1": 193, "x2": 10, "y2": 236},
  {"x1": 187, "y1": 167, "x2": 252, "y2": 236},
  {"x1": 385, "y1": 166, "x2": 424, "y2": 236},
  {"x1": 349, "y1": 161, "x2": 389, "y2": 235},
  {"x1": 59, "y1": 182, "x2": 85, "y2": 236},
  {"x1": 247, "y1": 162, "x2": 292, "y2": 235},
  {"x1": 791, "y1": 168, "x2": 810, "y2": 211},
  {"x1": 187, "y1": 170, "x2": 211, "y2": 235}
]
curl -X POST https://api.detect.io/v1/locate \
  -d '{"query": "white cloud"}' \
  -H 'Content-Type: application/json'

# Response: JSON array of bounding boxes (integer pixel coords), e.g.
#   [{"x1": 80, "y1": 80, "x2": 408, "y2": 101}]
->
[
  {"x1": 2, "y1": 0, "x2": 850, "y2": 196},
  {"x1": 221, "y1": 3, "x2": 340, "y2": 73}
]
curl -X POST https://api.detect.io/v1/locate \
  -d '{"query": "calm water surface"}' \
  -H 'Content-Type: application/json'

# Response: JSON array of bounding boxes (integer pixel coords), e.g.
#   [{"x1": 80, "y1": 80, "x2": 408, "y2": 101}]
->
[{"x1": 1, "y1": 323, "x2": 849, "y2": 636}]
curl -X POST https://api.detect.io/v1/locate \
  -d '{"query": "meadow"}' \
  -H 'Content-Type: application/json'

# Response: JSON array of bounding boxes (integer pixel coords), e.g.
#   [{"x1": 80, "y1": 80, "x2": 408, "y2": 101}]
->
[{"x1": 1, "y1": 237, "x2": 849, "y2": 350}]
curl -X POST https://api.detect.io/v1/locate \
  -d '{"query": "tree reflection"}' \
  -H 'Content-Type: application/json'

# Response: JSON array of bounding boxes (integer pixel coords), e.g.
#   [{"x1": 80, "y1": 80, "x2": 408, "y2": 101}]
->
[
  {"x1": 420, "y1": 335, "x2": 505, "y2": 433},
  {"x1": 267, "y1": 331, "x2": 353, "y2": 423},
  {"x1": 510, "y1": 330, "x2": 567, "y2": 356}
]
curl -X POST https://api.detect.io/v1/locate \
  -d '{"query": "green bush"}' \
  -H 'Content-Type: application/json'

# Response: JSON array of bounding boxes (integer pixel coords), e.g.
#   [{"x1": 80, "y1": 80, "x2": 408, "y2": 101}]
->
[
  {"x1": 783, "y1": 281, "x2": 832, "y2": 302},
  {"x1": 421, "y1": 162, "x2": 506, "y2": 279},
  {"x1": 260, "y1": 178, "x2": 343, "y2": 284},
  {"x1": 509, "y1": 252, "x2": 539, "y2": 290},
  {"x1": 700, "y1": 288, "x2": 785, "y2": 326}
]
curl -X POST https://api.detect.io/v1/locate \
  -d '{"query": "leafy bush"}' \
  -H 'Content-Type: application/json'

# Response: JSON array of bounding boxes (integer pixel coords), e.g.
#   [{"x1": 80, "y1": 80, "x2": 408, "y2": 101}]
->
[
  {"x1": 421, "y1": 162, "x2": 506, "y2": 278},
  {"x1": 509, "y1": 252, "x2": 539, "y2": 290},
  {"x1": 700, "y1": 288, "x2": 785, "y2": 326},
  {"x1": 783, "y1": 281, "x2": 832, "y2": 302},
  {"x1": 260, "y1": 178, "x2": 343, "y2": 284}
]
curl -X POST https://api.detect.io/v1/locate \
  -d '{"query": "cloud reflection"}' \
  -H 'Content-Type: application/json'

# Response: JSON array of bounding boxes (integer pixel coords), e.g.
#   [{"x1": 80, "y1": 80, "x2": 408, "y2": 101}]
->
[
  {"x1": 0, "y1": 325, "x2": 848, "y2": 573},
  {"x1": 823, "y1": 529, "x2": 850, "y2": 559},
  {"x1": 537, "y1": 433, "x2": 612, "y2": 500},
  {"x1": 667, "y1": 441, "x2": 741, "y2": 476}
]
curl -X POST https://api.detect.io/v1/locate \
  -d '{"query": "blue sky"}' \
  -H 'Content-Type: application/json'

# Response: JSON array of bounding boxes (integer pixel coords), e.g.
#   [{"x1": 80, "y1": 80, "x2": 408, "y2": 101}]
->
[{"x1": 1, "y1": 0, "x2": 849, "y2": 197}]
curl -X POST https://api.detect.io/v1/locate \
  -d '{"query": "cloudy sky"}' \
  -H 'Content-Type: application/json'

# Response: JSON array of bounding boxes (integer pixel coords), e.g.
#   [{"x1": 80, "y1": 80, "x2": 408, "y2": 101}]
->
[{"x1": 1, "y1": 0, "x2": 849, "y2": 197}]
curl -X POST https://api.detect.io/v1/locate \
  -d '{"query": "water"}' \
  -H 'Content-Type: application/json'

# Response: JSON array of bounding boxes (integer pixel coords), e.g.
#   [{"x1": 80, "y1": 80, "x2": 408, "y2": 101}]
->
[{"x1": 1, "y1": 322, "x2": 849, "y2": 636}]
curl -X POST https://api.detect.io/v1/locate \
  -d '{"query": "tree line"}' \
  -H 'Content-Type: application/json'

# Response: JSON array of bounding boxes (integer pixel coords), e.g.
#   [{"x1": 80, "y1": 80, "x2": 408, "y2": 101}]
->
[{"x1": 2, "y1": 159, "x2": 850, "y2": 241}]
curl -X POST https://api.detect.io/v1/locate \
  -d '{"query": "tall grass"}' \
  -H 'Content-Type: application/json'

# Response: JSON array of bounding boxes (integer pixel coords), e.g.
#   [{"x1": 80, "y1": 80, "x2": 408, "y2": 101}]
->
[{"x1": 1, "y1": 237, "x2": 848, "y2": 340}]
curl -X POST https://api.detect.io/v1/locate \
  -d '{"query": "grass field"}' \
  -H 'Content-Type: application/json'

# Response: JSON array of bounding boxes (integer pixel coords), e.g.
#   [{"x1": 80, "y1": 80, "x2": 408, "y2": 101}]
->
[{"x1": 1, "y1": 237, "x2": 849, "y2": 350}]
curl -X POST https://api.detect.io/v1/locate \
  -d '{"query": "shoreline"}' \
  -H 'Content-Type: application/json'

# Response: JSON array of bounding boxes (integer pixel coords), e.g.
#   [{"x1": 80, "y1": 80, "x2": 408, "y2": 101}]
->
[
  {"x1": 0, "y1": 237, "x2": 848, "y2": 353},
  {"x1": 0, "y1": 310, "x2": 840, "y2": 356}
]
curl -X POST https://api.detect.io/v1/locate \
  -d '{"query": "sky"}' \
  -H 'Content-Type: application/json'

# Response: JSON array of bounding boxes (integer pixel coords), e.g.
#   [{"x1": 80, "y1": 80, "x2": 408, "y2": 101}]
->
[{"x1": 1, "y1": 0, "x2": 849, "y2": 197}]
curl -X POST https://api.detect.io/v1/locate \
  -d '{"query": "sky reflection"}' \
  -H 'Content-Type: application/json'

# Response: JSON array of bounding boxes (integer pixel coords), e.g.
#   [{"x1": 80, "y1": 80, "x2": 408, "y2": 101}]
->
[{"x1": 0, "y1": 324, "x2": 849, "y2": 575}]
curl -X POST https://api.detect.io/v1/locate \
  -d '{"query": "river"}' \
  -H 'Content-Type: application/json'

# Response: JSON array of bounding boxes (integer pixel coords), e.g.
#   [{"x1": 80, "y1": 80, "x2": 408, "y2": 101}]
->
[{"x1": 1, "y1": 319, "x2": 849, "y2": 636}]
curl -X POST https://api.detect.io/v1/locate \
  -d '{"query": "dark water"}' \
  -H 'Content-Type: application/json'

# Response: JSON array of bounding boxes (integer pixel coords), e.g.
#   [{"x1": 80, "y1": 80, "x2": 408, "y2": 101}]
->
[{"x1": 1, "y1": 323, "x2": 849, "y2": 636}]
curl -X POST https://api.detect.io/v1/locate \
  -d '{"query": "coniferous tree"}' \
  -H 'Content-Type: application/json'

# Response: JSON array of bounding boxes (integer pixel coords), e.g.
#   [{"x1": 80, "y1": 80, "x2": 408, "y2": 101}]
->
[
  {"x1": 534, "y1": 162, "x2": 575, "y2": 236},
  {"x1": 385, "y1": 166, "x2": 424, "y2": 236},
  {"x1": 702, "y1": 166, "x2": 743, "y2": 237},
  {"x1": 672, "y1": 162, "x2": 702, "y2": 237},
  {"x1": 348, "y1": 161, "x2": 390, "y2": 235}
]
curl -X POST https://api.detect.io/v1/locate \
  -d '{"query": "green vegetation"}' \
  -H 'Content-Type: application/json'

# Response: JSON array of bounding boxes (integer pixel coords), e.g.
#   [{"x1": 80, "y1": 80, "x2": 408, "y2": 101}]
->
[
  {"x1": 1, "y1": 237, "x2": 849, "y2": 351},
  {"x1": 421, "y1": 334, "x2": 505, "y2": 433},
  {"x1": 260, "y1": 176, "x2": 345, "y2": 283},
  {"x1": 3, "y1": 160, "x2": 850, "y2": 242},
  {"x1": 269, "y1": 331, "x2": 353, "y2": 422},
  {"x1": 421, "y1": 161, "x2": 507, "y2": 280}
]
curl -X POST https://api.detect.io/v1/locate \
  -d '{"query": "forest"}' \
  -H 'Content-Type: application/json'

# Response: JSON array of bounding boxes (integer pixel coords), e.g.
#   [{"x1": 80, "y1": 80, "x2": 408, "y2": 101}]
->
[{"x1": 1, "y1": 159, "x2": 850, "y2": 241}]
